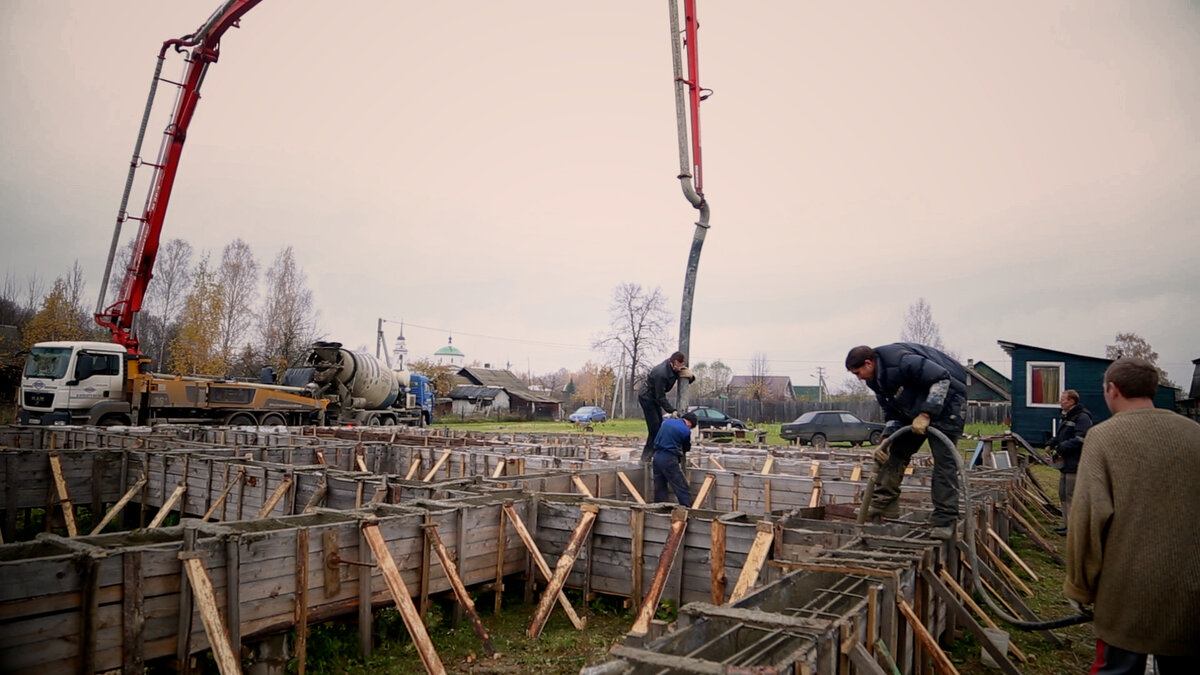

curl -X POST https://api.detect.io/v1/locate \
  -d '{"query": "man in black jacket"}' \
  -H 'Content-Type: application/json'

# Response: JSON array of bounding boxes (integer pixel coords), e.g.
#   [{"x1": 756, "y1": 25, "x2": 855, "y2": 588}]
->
[
  {"x1": 1047, "y1": 389, "x2": 1092, "y2": 535},
  {"x1": 638, "y1": 351, "x2": 693, "y2": 463},
  {"x1": 846, "y1": 343, "x2": 967, "y2": 539}
]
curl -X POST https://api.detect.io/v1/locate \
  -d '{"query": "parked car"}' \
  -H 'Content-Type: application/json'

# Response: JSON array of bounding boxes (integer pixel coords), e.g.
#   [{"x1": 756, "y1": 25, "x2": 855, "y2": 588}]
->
[
  {"x1": 568, "y1": 406, "x2": 607, "y2": 423},
  {"x1": 685, "y1": 406, "x2": 746, "y2": 429},
  {"x1": 780, "y1": 410, "x2": 885, "y2": 448}
]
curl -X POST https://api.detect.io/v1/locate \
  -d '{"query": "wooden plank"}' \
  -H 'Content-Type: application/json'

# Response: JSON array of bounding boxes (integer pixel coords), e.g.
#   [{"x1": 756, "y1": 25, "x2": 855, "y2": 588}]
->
[
  {"x1": 616, "y1": 471, "x2": 645, "y2": 504},
  {"x1": 977, "y1": 537, "x2": 1033, "y2": 596},
  {"x1": 405, "y1": 457, "x2": 422, "y2": 481},
  {"x1": 501, "y1": 502, "x2": 586, "y2": 630},
  {"x1": 710, "y1": 519, "x2": 726, "y2": 605},
  {"x1": 362, "y1": 522, "x2": 446, "y2": 675},
  {"x1": 987, "y1": 527, "x2": 1039, "y2": 581},
  {"x1": 571, "y1": 474, "x2": 594, "y2": 499},
  {"x1": 254, "y1": 475, "x2": 294, "y2": 519},
  {"x1": 897, "y1": 597, "x2": 958, "y2": 675},
  {"x1": 939, "y1": 569, "x2": 1027, "y2": 663},
  {"x1": 90, "y1": 476, "x2": 148, "y2": 535},
  {"x1": 123, "y1": 551, "x2": 145, "y2": 674},
  {"x1": 630, "y1": 508, "x2": 688, "y2": 636},
  {"x1": 761, "y1": 454, "x2": 775, "y2": 475},
  {"x1": 728, "y1": 520, "x2": 775, "y2": 604},
  {"x1": 427, "y1": 526, "x2": 495, "y2": 656},
  {"x1": 149, "y1": 483, "x2": 186, "y2": 529},
  {"x1": 180, "y1": 556, "x2": 242, "y2": 675},
  {"x1": 527, "y1": 504, "x2": 598, "y2": 639},
  {"x1": 48, "y1": 453, "x2": 78, "y2": 536},
  {"x1": 421, "y1": 449, "x2": 452, "y2": 482},
  {"x1": 295, "y1": 528, "x2": 309, "y2": 675},
  {"x1": 692, "y1": 473, "x2": 716, "y2": 509},
  {"x1": 923, "y1": 568, "x2": 1021, "y2": 675}
]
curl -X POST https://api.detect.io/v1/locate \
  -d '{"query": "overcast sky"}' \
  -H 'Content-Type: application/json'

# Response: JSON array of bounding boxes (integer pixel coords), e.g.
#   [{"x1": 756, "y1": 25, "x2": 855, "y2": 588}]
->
[{"x1": 2, "y1": 1, "x2": 1197, "y2": 390}]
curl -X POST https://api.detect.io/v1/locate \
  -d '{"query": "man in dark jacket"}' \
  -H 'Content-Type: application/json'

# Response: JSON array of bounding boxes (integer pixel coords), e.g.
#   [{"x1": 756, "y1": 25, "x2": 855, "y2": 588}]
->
[
  {"x1": 846, "y1": 343, "x2": 967, "y2": 539},
  {"x1": 638, "y1": 351, "x2": 693, "y2": 463},
  {"x1": 1047, "y1": 389, "x2": 1092, "y2": 535}
]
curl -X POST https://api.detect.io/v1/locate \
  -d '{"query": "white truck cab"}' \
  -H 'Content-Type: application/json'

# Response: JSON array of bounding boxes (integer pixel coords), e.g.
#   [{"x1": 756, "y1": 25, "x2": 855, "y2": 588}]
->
[{"x1": 19, "y1": 341, "x2": 132, "y2": 426}]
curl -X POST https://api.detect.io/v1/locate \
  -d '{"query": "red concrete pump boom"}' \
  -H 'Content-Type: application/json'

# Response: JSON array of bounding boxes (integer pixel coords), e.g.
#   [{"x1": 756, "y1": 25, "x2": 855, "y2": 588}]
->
[{"x1": 95, "y1": 0, "x2": 263, "y2": 353}]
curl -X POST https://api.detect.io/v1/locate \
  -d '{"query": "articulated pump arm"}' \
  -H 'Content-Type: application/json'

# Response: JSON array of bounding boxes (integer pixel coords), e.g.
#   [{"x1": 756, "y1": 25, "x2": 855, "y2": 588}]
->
[
  {"x1": 670, "y1": 0, "x2": 710, "y2": 409},
  {"x1": 95, "y1": 0, "x2": 263, "y2": 353}
]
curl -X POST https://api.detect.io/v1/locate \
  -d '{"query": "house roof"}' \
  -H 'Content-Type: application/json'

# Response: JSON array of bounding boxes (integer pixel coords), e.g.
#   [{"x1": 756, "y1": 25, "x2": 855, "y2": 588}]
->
[
  {"x1": 997, "y1": 340, "x2": 1110, "y2": 363},
  {"x1": 449, "y1": 385, "x2": 504, "y2": 401},
  {"x1": 730, "y1": 375, "x2": 794, "y2": 399},
  {"x1": 965, "y1": 361, "x2": 1011, "y2": 400},
  {"x1": 457, "y1": 366, "x2": 560, "y2": 404}
]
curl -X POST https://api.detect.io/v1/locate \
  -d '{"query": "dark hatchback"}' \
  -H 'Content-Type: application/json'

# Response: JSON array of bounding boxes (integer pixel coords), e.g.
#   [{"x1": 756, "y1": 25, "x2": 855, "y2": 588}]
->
[
  {"x1": 780, "y1": 410, "x2": 885, "y2": 448},
  {"x1": 686, "y1": 406, "x2": 746, "y2": 429}
]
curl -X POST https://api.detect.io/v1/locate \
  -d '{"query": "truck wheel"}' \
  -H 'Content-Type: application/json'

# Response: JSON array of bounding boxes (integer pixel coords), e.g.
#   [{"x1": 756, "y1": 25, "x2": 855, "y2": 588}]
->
[
  {"x1": 227, "y1": 412, "x2": 256, "y2": 426},
  {"x1": 261, "y1": 413, "x2": 287, "y2": 427},
  {"x1": 97, "y1": 414, "x2": 128, "y2": 427},
  {"x1": 419, "y1": 414, "x2": 428, "y2": 428},
  {"x1": 382, "y1": 417, "x2": 395, "y2": 426},
  {"x1": 367, "y1": 416, "x2": 382, "y2": 426}
]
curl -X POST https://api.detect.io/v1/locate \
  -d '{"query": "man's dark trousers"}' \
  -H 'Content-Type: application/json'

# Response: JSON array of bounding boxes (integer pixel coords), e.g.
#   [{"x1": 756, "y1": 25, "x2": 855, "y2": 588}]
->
[
  {"x1": 652, "y1": 450, "x2": 691, "y2": 506},
  {"x1": 640, "y1": 397, "x2": 663, "y2": 463},
  {"x1": 870, "y1": 422, "x2": 962, "y2": 526}
]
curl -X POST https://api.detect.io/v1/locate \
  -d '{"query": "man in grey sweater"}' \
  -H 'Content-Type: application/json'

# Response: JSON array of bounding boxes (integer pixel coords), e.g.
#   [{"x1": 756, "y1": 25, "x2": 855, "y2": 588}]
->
[{"x1": 1064, "y1": 357, "x2": 1200, "y2": 673}]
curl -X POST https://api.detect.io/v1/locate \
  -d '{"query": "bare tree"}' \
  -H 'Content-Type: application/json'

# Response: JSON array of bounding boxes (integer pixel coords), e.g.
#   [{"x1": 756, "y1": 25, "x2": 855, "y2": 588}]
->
[
  {"x1": 1, "y1": 274, "x2": 34, "y2": 328},
  {"x1": 830, "y1": 375, "x2": 873, "y2": 402},
  {"x1": 593, "y1": 282, "x2": 672, "y2": 402},
  {"x1": 216, "y1": 239, "x2": 259, "y2": 364},
  {"x1": 142, "y1": 238, "x2": 193, "y2": 365},
  {"x1": 258, "y1": 246, "x2": 318, "y2": 370},
  {"x1": 900, "y1": 297, "x2": 946, "y2": 351},
  {"x1": 1106, "y1": 332, "x2": 1174, "y2": 386},
  {"x1": 574, "y1": 361, "x2": 615, "y2": 407},
  {"x1": 744, "y1": 352, "x2": 772, "y2": 400},
  {"x1": 691, "y1": 360, "x2": 732, "y2": 398}
]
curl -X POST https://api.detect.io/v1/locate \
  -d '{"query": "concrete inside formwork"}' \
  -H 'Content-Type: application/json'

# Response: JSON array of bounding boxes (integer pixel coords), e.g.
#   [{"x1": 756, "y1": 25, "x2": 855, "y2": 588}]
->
[{"x1": 0, "y1": 425, "x2": 1034, "y2": 674}]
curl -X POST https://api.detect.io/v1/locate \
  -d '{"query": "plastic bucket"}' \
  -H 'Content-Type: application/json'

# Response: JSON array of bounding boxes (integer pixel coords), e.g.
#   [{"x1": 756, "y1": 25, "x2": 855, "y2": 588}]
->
[{"x1": 980, "y1": 627, "x2": 1010, "y2": 668}]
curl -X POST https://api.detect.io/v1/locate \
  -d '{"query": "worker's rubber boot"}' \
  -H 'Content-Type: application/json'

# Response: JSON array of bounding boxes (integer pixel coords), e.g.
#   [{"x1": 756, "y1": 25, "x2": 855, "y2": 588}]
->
[
  {"x1": 867, "y1": 467, "x2": 904, "y2": 522},
  {"x1": 929, "y1": 523, "x2": 957, "y2": 540}
]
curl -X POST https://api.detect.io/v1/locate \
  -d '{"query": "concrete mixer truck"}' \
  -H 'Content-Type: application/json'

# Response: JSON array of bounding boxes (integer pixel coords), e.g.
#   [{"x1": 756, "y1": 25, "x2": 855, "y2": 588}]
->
[{"x1": 292, "y1": 341, "x2": 435, "y2": 427}]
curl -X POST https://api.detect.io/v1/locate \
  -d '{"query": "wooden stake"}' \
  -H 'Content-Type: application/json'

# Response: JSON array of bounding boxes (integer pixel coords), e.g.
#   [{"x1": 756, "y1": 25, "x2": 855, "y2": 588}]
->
[
  {"x1": 528, "y1": 504, "x2": 598, "y2": 638},
  {"x1": 203, "y1": 468, "x2": 245, "y2": 522},
  {"x1": 850, "y1": 463, "x2": 863, "y2": 482},
  {"x1": 149, "y1": 483, "x2": 186, "y2": 529},
  {"x1": 728, "y1": 520, "x2": 775, "y2": 604},
  {"x1": 709, "y1": 456, "x2": 725, "y2": 471},
  {"x1": 494, "y1": 507, "x2": 507, "y2": 614},
  {"x1": 405, "y1": 457, "x2": 423, "y2": 481},
  {"x1": 692, "y1": 473, "x2": 716, "y2": 509},
  {"x1": 421, "y1": 448, "x2": 452, "y2": 482},
  {"x1": 923, "y1": 569, "x2": 1022, "y2": 674},
  {"x1": 501, "y1": 503, "x2": 586, "y2": 630},
  {"x1": 939, "y1": 569, "x2": 1027, "y2": 663},
  {"x1": 179, "y1": 555, "x2": 242, "y2": 675},
  {"x1": 630, "y1": 508, "x2": 688, "y2": 636},
  {"x1": 255, "y1": 475, "x2": 294, "y2": 519},
  {"x1": 761, "y1": 454, "x2": 775, "y2": 475},
  {"x1": 977, "y1": 541, "x2": 1034, "y2": 596},
  {"x1": 426, "y1": 525, "x2": 496, "y2": 656},
  {"x1": 295, "y1": 528, "x2": 309, "y2": 675},
  {"x1": 617, "y1": 471, "x2": 646, "y2": 504},
  {"x1": 362, "y1": 522, "x2": 447, "y2": 675},
  {"x1": 48, "y1": 453, "x2": 78, "y2": 536},
  {"x1": 897, "y1": 597, "x2": 959, "y2": 675},
  {"x1": 90, "y1": 476, "x2": 147, "y2": 535},
  {"x1": 571, "y1": 474, "x2": 594, "y2": 499},
  {"x1": 710, "y1": 519, "x2": 727, "y2": 604},
  {"x1": 988, "y1": 527, "x2": 1039, "y2": 581},
  {"x1": 808, "y1": 479, "x2": 823, "y2": 508},
  {"x1": 491, "y1": 459, "x2": 506, "y2": 479}
]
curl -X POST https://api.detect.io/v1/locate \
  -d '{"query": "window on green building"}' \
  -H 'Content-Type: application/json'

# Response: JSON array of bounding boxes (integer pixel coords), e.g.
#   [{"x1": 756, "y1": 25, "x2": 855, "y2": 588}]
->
[{"x1": 1026, "y1": 362, "x2": 1064, "y2": 407}]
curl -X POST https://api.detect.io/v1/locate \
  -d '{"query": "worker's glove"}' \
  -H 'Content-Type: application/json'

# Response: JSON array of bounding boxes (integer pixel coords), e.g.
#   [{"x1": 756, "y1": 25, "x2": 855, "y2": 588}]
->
[
  {"x1": 1068, "y1": 598, "x2": 1092, "y2": 617},
  {"x1": 663, "y1": 411, "x2": 678, "y2": 419},
  {"x1": 911, "y1": 413, "x2": 931, "y2": 435},
  {"x1": 678, "y1": 367, "x2": 696, "y2": 383},
  {"x1": 872, "y1": 447, "x2": 890, "y2": 465}
]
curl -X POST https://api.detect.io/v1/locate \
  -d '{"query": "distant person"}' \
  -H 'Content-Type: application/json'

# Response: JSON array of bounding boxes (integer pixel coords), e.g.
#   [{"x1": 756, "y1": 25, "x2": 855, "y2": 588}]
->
[
  {"x1": 1045, "y1": 389, "x2": 1092, "y2": 535},
  {"x1": 1064, "y1": 357, "x2": 1200, "y2": 673},
  {"x1": 653, "y1": 411, "x2": 698, "y2": 507},
  {"x1": 637, "y1": 351, "x2": 693, "y2": 463},
  {"x1": 846, "y1": 343, "x2": 967, "y2": 539},
  {"x1": 260, "y1": 365, "x2": 276, "y2": 384}
]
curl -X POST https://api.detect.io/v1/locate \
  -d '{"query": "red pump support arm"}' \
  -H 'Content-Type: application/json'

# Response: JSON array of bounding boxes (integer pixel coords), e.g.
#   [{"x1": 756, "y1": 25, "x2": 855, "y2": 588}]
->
[{"x1": 96, "y1": 0, "x2": 263, "y2": 353}]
